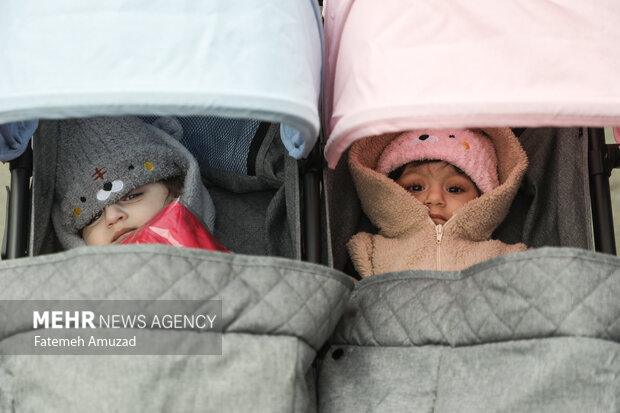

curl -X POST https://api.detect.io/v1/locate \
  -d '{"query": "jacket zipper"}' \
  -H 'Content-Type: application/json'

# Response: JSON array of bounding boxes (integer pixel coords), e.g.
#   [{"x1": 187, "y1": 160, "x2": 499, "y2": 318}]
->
[{"x1": 435, "y1": 224, "x2": 443, "y2": 270}]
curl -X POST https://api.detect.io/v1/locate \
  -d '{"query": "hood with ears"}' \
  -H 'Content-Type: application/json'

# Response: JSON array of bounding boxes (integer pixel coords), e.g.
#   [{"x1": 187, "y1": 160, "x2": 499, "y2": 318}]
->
[
  {"x1": 52, "y1": 116, "x2": 215, "y2": 249},
  {"x1": 348, "y1": 128, "x2": 528, "y2": 241}
]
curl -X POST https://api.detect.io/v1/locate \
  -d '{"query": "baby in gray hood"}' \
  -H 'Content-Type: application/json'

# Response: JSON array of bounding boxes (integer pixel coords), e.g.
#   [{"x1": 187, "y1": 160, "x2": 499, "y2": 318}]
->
[{"x1": 52, "y1": 116, "x2": 216, "y2": 249}]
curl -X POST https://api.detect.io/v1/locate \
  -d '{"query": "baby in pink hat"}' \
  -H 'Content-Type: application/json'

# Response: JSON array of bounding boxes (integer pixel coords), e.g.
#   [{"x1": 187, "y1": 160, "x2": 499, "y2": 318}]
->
[{"x1": 347, "y1": 128, "x2": 529, "y2": 277}]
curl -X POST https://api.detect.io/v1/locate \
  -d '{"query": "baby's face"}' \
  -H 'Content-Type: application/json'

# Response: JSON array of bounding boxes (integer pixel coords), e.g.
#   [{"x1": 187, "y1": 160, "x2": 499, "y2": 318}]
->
[
  {"x1": 395, "y1": 161, "x2": 479, "y2": 225},
  {"x1": 81, "y1": 182, "x2": 173, "y2": 245}
]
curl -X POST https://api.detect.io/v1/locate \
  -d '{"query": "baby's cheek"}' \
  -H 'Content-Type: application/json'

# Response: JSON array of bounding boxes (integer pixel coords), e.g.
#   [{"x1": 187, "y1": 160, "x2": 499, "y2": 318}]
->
[
  {"x1": 81, "y1": 226, "x2": 98, "y2": 246},
  {"x1": 453, "y1": 197, "x2": 475, "y2": 211}
]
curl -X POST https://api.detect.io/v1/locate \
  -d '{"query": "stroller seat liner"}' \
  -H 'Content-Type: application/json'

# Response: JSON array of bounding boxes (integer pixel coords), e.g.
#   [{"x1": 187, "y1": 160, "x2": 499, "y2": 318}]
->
[
  {"x1": 318, "y1": 247, "x2": 620, "y2": 412},
  {"x1": 201, "y1": 122, "x2": 302, "y2": 258},
  {"x1": 0, "y1": 244, "x2": 353, "y2": 412}
]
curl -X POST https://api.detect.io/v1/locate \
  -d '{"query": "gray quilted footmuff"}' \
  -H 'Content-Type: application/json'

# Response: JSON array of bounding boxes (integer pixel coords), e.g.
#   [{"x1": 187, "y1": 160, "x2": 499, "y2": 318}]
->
[
  {"x1": 0, "y1": 245, "x2": 353, "y2": 413},
  {"x1": 318, "y1": 247, "x2": 620, "y2": 413}
]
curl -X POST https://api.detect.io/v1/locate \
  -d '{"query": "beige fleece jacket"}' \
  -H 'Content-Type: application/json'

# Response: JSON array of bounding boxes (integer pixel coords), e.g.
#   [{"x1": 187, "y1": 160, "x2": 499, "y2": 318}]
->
[{"x1": 347, "y1": 128, "x2": 529, "y2": 277}]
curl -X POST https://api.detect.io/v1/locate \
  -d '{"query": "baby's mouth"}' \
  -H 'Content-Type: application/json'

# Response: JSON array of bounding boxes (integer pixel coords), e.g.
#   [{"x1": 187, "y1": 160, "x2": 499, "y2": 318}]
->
[
  {"x1": 113, "y1": 228, "x2": 135, "y2": 244},
  {"x1": 429, "y1": 213, "x2": 446, "y2": 223}
]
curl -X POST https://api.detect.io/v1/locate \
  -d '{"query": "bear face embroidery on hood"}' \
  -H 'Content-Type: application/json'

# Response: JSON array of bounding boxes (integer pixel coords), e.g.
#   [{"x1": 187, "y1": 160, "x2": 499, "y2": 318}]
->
[
  {"x1": 96, "y1": 179, "x2": 124, "y2": 202},
  {"x1": 376, "y1": 129, "x2": 500, "y2": 195}
]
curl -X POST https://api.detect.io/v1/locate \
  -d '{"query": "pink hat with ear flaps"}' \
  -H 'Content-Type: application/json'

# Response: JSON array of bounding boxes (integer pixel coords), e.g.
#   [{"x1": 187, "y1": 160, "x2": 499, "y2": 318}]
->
[{"x1": 376, "y1": 129, "x2": 499, "y2": 194}]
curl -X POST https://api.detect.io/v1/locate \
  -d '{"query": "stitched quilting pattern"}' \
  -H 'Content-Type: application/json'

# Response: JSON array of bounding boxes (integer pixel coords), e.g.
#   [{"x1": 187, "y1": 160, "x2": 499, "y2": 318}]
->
[
  {"x1": 0, "y1": 245, "x2": 353, "y2": 350},
  {"x1": 331, "y1": 248, "x2": 620, "y2": 347}
]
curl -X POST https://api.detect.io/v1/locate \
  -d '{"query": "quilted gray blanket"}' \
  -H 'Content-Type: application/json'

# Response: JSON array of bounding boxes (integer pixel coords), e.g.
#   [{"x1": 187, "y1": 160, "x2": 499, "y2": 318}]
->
[
  {"x1": 318, "y1": 247, "x2": 620, "y2": 413},
  {"x1": 0, "y1": 245, "x2": 353, "y2": 412}
]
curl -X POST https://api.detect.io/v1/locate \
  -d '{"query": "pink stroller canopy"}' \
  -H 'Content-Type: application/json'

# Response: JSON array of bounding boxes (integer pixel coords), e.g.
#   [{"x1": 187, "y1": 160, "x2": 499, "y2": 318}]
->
[{"x1": 323, "y1": 0, "x2": 620, "y2": 168}]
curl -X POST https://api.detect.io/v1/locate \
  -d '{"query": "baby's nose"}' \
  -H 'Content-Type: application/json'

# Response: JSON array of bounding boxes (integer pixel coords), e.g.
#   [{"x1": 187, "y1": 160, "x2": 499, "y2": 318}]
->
[
  {"x1": 104, "y1": 203, "x2": 127, "y2": 224},
  {"x1": 425, "y1": 187, "x2": 445, "y2": 205}
]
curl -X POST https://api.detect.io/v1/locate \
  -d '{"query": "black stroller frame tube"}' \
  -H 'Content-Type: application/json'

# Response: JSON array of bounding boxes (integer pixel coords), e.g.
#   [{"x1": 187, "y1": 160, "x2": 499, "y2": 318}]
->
[
  {"x1": 5, "y1": 144, "x2": 32, "y2": 259},
  {"x1": 301, "y1": 142, "x2": 323, "y2": 265},
  {"x1": 303, "y1": 168, "x2": 321, "y2": 264},
  {"x1": 587, "y1": 128, "x2": 617, "y2": 255}
]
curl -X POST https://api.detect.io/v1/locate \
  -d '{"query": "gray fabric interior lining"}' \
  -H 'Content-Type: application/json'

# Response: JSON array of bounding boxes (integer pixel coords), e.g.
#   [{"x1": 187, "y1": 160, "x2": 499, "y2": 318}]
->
[
  {"x1": 494, "y1": 128, "x2": 592, "y2": 249},
  {"x1": 324, "y1": 150, "x2": 365, "y2": 271},
  {"x1": 202, "y1": 123, "x2": 301, "y2": 258},
  {"x1": 31, "y1": 121, "x2": 61, "y2": 256},
  {"x1": 30, "y1": 119, "x2": 300, "y2": 259},
  {"x1": 326, "y1": 128, "x2": 594, "y2": 274}
]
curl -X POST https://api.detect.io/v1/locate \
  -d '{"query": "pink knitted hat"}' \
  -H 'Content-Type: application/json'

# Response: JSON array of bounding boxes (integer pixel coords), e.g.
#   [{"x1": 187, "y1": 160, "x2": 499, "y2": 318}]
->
[{"x1": 376, "y1": 129, "x2": 499, "y2": 193}]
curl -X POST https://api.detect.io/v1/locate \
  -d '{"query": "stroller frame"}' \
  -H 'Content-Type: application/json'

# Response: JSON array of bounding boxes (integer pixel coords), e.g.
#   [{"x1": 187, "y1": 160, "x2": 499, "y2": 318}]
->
[{"x1": 588, "y1": 127, "x2": 620, "y2": 255}]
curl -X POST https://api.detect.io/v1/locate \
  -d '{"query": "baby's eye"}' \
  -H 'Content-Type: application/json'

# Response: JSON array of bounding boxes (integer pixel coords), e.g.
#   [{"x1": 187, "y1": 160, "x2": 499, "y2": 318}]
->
[
  {"x1": 407, "y1": 184, "x2": 424, "y2": 192},
  {"x1": 447, "y1": 186, "x2": 464, "y2": 193},
  {"x1": 121, "y1": 191, "x2": 142, "y2": 201},
  {"x1": 86, "y1": 211, "x2": 103, "y2": 227}
]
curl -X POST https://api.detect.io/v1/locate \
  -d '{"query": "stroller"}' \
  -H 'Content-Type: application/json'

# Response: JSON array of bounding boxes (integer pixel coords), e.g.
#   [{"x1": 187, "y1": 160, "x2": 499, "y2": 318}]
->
[
  {"x1": 317, "y1": 0, "x2": 620, "y2": 412},
  {"x1": 0, "y1": 1, "x2": 353, "y2": 412}
]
